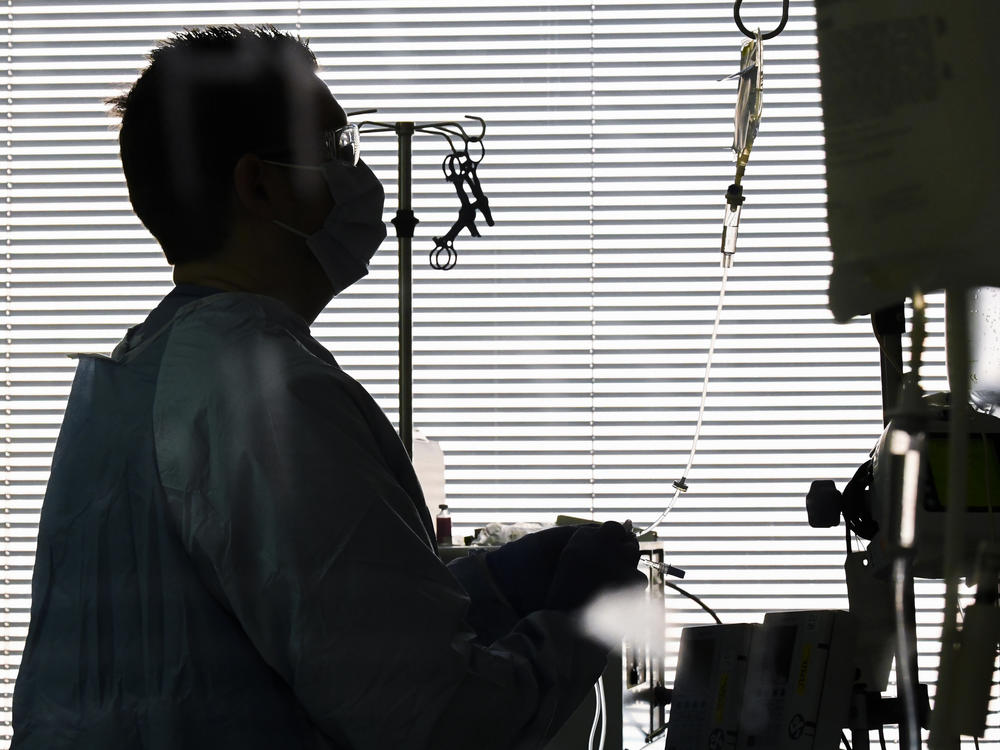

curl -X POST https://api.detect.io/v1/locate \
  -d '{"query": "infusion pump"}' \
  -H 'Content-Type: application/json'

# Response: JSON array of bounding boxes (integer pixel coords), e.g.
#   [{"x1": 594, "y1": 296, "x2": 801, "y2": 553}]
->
[{"x1": 665, "y1": 611, "x2": 856, "y2": 750}]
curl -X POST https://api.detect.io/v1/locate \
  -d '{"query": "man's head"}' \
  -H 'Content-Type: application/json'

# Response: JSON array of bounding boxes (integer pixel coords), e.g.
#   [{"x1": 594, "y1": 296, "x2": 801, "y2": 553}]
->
[
  {"x1": 111, "y1": 25, "x2": 363, "y2": 321},
  {"x1": 110, "y1": 25, "x2": 337, "y2": 266}
]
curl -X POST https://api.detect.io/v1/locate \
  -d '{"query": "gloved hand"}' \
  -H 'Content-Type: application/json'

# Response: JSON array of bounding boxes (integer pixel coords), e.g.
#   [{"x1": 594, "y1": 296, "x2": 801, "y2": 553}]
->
[
  {"x1": 544, "y1": 521, "x2": 647, "y2": 613},
  {"x1": 484, "y1": 525, "x2": 579, "y2": 617}
]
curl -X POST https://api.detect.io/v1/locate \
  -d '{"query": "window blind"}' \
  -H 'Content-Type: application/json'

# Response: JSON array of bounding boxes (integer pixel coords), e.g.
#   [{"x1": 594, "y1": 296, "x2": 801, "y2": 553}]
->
[{"x1": 2, "y1": 1, "x2": 991, "y2": 747}]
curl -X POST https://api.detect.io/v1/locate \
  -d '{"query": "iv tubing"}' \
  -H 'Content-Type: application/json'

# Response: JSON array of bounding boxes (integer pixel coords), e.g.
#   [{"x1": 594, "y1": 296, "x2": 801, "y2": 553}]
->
[{"x1": 639, "y1": 263, "x2": 731, "y2": 536}]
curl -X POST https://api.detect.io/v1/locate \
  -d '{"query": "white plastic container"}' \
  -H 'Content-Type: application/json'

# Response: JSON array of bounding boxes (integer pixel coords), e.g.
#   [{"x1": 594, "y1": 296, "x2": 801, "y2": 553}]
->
[{"x1": 412, "y1": 428, "x2": 447, "y2": 524}]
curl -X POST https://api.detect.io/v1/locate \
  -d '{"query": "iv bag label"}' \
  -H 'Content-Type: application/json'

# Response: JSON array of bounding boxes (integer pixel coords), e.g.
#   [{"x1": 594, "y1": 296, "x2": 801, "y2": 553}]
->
[
  {"x1": 816, "y1": 0, "x2": 1000, "y2": 320},
  {"x1": 819, "y1": 16, "x2": 938, "y2": 131}
]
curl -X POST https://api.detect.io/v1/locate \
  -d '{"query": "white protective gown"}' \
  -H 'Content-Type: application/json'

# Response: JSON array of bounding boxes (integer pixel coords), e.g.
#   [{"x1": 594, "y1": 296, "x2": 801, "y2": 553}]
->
[{"x1": 12, "y1": 288, "x2": 607, "y2": 750}]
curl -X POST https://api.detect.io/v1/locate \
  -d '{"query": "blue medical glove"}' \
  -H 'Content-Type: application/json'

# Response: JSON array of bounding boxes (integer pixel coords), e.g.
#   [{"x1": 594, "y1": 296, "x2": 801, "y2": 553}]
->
[
  {"x1": 544, "y1": 521, "x2": 647, "y2": 613},
  {"x1": 484, "y1": 525, "x2": 579, "y2": 618}
]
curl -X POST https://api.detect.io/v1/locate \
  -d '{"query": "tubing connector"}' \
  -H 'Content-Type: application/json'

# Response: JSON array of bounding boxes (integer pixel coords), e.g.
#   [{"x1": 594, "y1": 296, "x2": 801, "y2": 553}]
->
[{"x1": 721, "y1": 183, "x2": 745, "y2": 268}]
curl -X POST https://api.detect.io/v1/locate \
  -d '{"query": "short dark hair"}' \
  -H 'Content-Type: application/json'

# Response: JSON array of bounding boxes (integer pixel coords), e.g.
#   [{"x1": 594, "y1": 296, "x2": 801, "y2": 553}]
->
[{"x1": 108, "y1": 25, "x2": 319, "y2": 265}]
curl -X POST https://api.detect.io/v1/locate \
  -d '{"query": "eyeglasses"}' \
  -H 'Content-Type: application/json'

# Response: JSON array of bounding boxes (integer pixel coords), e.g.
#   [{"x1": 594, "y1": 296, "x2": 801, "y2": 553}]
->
[
  {"x1": 256, "y1": 122, "x2": 361, "y2": 168},
  {"x1": 323, "y1": 123, "x2": 360, "y2": 167}
]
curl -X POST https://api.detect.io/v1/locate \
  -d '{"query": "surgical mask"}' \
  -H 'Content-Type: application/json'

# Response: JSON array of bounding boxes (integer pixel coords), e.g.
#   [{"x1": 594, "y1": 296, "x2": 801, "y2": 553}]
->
[{"x1": 266, "y1": 158, "x2": 387, "y2": 296}]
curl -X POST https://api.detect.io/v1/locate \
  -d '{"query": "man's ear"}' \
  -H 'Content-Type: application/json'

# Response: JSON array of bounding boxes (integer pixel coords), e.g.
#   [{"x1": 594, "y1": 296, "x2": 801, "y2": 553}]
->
[{"x1": 232, "y1": 153, "x2": 277, "y2": 220}]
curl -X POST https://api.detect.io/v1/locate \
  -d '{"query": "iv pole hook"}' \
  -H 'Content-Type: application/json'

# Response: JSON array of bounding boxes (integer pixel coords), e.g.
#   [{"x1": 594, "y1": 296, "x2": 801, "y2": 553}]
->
[{"x1": 734, "y1": 0, "x2": 789, "y2": 40}]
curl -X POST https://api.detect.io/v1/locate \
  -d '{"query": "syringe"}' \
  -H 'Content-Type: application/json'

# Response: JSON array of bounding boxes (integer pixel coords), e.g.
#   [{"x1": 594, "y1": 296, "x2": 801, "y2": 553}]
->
[{"x1": 638, "y1": 558, "x2": 685, "y2": 579}]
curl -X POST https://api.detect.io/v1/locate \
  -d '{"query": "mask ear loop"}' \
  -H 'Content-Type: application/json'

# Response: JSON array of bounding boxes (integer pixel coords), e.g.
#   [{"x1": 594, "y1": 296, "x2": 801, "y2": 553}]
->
[
  {"x1": 259, "y1": 159, "x2": 326, "y2": 240},
  {"x1": 272, "y1": 219, "x2": 310, "y2": 239},
  {"x1": 259, "y1": 158, "x2": 324, "y2": 172}
]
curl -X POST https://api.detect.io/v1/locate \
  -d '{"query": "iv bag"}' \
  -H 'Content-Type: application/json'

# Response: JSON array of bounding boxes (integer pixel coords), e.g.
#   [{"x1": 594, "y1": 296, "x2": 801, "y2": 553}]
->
[
  {"x1": 817, "y1": 0, "x2": 1000, "y2": 321},
  {"x1": 732, "y1": 33, "x2": 763, "y2": 167}
]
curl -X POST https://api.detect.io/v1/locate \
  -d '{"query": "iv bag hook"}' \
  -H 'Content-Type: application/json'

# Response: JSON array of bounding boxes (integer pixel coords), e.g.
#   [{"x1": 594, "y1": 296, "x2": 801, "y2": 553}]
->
[{"x1": 734, "y1": 0, "x2": 789, "y2": 40}]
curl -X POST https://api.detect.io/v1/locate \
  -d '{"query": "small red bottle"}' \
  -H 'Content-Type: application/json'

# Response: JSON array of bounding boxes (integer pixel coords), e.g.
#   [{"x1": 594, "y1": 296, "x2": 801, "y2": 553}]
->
[{"x1": 436, "y1": 504, "x2": 452, "y2": 545}]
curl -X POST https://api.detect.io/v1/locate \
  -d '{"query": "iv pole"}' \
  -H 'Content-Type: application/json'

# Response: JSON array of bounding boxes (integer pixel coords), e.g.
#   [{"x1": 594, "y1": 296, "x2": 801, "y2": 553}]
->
[{"x1": 358, "y1": 117, "x2": 487, "y2": 457}]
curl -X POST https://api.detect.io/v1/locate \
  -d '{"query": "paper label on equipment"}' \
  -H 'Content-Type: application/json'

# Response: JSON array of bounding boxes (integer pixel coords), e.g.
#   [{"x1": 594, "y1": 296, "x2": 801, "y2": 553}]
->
[
  {"x1": 796, "y1": 644, "x2": 811, "y2": 696},
  {"x1": 715, "y1": 672, "x2": 729, "y2": 723}
]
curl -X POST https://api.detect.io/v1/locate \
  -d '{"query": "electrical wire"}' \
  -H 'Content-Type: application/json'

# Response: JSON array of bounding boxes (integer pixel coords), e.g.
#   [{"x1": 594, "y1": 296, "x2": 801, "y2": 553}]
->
[
  {"x1": 666, "y1": 580, "x2": 722, "y2": 624},
  {"x1": 588, "y1": 676, "x2": 607, "y2": 750},
  {"x1": 841, "y1": 730, "x2": 852, "y2": 750},
  {"x1": 640, "y1": 264, "x2": 731, "y2": 536},
  {"x1": 588, "y1": 679, "x2": 602, "y2": 750},
  {"x1": 873, "y1": 329, "x2": 904, "y2": 377},
  {"x1": 597, "y1": 676, "x2": 607, "y2": 750},
  {"x1": 878, "y1": 726, "x2": 887, "y2": 750}
]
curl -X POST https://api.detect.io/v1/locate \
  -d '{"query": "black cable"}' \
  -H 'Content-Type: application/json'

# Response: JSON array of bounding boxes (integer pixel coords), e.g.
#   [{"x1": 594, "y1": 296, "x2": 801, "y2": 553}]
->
[
  {"x1": 974, "y1": 737, "x2": 980, "y2": 750},
  {"x1": 878, "y1": 726, "x2": 887, "y2": 750},
  {"x1": 872, "y1": 329, "x2": 904, "y2": 376},
  {"x1": 665, "y1": 581, "x2": 722, "y2": 624},
  {"x1": 841, "y1": 730, "x2": 852, "y2": 750}
]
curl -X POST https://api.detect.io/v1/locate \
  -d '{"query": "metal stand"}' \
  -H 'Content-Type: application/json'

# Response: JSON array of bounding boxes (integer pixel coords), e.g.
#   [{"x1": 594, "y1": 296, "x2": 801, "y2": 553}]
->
[
  {"x1": 358, "y1": 117, "x2": 486, "y2": 457},
  {"x1": 394, "y1": 123, "x2": 415, "y2": 459},
  {"x1": 847, "y1": 684, "x2": 931, "y2": 750},
  {"x1": 872, "y1": 303, "x2": 905, "y2": 427}
]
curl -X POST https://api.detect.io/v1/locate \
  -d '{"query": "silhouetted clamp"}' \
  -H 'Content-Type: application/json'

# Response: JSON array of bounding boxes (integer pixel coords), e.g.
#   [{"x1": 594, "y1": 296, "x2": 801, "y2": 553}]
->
[{"x1": 431, "y1": 135, "x2": 494, "y2": 270}]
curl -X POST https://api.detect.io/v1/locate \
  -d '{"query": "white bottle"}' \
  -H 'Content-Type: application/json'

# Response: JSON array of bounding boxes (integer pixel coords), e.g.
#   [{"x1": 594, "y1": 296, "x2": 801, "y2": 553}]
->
[{"x1": 411, "y1": 428, "x2": 447, "y2": 525}]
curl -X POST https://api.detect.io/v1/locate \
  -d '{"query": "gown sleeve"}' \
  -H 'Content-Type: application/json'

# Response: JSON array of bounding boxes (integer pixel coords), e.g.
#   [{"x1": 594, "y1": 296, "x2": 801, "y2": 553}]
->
[
  {"x1": 152, "y1": 298, "x2": 607, "y2": 750},
  {"x1": 445, "y1": 552, "x2": 522, "y2": 646}
]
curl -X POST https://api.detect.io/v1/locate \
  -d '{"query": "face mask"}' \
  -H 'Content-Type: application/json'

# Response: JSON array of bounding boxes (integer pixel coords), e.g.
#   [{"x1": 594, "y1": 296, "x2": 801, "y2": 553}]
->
[{"x1": 268, "y1": 158, "x2": 387, "y2": 296}]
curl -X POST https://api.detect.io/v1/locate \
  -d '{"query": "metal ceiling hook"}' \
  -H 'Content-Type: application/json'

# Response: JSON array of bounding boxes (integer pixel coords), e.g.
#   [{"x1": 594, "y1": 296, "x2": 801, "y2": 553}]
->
[{"x1": 734, "y1": 0, "x2": 789, "y2": 40}]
